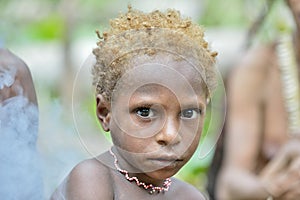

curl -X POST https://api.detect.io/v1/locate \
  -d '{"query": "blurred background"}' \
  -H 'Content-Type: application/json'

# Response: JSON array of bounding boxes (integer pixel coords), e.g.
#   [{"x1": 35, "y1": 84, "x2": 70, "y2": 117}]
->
[{"x1": 0, "y1": 0, "x2": 293, "y2": 198}]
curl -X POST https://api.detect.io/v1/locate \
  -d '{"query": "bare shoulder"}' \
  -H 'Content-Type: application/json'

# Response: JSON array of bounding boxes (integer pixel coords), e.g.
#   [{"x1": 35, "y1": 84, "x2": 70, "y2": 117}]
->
[
  {"x1": 0, "y1": 48, "x2": 37, "y2": 103},
  {"x1": 63, "y1": 158, "x2": 113, "y2": 200},
  {"x1": 237, "y1": 43, "x2": 276, "y2": 72},
  {"x1": 170, "y1": 178, "x2": 208, "y2": 200},
  {"x1": 0, "y1": 48, "x2": 31, "y2": 80},
  {"x1": 228, "y1": 43, "x2": 276, "y2": 102}
]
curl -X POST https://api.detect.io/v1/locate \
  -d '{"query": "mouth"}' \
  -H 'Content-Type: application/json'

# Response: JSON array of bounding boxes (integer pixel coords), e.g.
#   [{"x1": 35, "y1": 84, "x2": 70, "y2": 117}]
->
[
  {"x1": 153, "y1": 157, "x2": 184, "y2": 162},
  {"x1": 148, "y1": 156, "x2": 184, "y2": 168}
]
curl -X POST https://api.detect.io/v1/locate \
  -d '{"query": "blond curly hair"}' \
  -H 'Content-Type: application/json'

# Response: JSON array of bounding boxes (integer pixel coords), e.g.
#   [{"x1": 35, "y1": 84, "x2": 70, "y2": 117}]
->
[{"x1": 92, "y1": 6, "x2": 218, "y2": 101}]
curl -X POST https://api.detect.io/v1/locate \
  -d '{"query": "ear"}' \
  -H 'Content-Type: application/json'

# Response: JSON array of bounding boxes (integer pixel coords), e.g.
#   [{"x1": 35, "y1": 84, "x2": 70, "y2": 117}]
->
[{"x1": 96, "y1": 94, "x2": 111, "y2": 132}]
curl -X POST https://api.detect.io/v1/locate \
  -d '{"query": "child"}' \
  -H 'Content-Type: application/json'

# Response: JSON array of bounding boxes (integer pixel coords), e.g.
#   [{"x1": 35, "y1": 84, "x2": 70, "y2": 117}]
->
[{"x1": 51, "y1": 6, "x2": 218, "y2": 200}]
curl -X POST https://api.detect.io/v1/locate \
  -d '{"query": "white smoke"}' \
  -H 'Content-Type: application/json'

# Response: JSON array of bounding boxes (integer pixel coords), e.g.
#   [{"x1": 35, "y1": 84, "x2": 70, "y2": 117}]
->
[{"x1": 0, "y1": 96, "x2": 44, "y2": 200}]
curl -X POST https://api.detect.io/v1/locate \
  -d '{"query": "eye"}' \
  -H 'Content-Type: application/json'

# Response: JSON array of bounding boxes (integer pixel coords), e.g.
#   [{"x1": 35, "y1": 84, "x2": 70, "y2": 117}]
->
[
  {"x1": 180, "y1": 108, "x2": 201, "y2": 119},
  {"x1": 135, "y1": 107, "x2": 155, "y2": 119}
]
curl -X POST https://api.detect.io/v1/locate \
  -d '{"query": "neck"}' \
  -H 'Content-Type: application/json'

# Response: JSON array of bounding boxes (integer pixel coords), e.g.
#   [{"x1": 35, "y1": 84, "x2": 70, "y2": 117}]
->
[{"x1": 111, "y1": 146, "x2": 166, "y2": 187}]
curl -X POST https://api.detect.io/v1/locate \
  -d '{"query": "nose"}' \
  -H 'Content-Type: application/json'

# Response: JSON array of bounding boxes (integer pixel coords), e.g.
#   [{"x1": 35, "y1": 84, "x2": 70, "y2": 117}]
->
[{"x1": 155, "y1": 117, "x2": 181, "y2": 146}]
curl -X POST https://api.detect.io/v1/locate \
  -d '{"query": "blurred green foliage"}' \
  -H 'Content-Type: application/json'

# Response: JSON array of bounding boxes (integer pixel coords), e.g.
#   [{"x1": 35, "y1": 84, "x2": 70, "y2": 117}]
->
[
  {"x1": 255, "y1": 0, "x2": 294, "y2": 43},
  {"x1": 24, "y1": 14, "x2": 64, "y2": 41},
  {"x1": 200, "y1": 0, "x2": 248, "y2": 27},
  {"x1": 1, "y1": 0, "x2": 290, "y2": 45}
]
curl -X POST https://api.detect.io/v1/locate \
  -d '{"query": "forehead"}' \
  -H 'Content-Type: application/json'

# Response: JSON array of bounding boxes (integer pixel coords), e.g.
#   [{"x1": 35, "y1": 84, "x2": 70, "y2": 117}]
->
[
  {"x1": 111, "y1": 53, "x2": 207, "y2": 104},
  {"x1": 129, "y1": 53, "x2": 205, "y2": 89},
  {"x1": 130, "y1": 83, "x2": 206, "y2": 107}
]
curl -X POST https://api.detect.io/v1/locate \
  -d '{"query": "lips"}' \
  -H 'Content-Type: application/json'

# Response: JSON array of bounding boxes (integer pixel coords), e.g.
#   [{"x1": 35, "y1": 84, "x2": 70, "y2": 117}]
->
[
  {"x1": 152, "y1": 157, "x2": 183, "y2": 162},
  {"x1": 148, "y1": 155, "x2": 184, "y2": 168}
]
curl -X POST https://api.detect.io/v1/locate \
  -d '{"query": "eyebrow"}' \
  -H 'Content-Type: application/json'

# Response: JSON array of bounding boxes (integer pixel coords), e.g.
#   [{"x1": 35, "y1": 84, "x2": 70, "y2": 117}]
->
[
  {"x1": 130, "y1": 94, "x2": 206, "y2": 109},
  {"x1": 134, "y1": 84, "x2": 161, "y2": 94},
  {"x1": 180, "y1": 102, "x2": 206, "y2": 111}
]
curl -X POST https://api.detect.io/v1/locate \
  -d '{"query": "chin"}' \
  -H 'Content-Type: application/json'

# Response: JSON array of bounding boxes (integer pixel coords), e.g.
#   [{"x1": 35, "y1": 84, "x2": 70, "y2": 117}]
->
[{"x1": 146, "y1": 166, "x2": 180, "y2": 180}]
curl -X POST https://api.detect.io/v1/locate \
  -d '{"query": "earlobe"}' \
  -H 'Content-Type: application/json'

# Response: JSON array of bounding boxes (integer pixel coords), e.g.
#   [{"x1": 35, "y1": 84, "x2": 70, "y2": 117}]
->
[{"x1": 96, "y1": 94, "x2": 111, "y2": 132}]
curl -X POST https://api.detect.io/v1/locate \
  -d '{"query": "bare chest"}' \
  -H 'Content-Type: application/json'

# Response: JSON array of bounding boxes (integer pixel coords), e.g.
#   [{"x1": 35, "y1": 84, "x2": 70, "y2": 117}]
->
[{"x1": 111, "y1": 171, "x2": 204, "y2": 200}]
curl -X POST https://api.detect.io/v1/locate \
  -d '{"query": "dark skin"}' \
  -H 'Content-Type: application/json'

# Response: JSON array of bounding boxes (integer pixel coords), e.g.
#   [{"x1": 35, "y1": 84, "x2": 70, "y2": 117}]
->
[
  {"x1": 56, "y1": 152, "x2": 206, "y2": 200},
  {"x1": 0, "y1": 48, "x2": 37, "y2": 105},
  {"x1": 216, "y1": 0, "x2": 300, "y2": 199},
  {"x1": 51, "y1": 55, "x2": 208, "y2": 200}
]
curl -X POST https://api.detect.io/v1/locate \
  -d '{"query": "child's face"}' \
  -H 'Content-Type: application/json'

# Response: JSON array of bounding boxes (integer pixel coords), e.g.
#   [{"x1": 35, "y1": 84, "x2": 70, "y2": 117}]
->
[{"x1": 98, "y1": 55, "x2": 207, "y2": 179}]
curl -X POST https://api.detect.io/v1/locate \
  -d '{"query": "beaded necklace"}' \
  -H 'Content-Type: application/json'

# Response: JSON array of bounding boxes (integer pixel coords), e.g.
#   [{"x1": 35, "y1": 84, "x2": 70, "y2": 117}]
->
[
  {"x1": 109, "y1": 148, "x2": 172, "y2": 194},
  {"x1": 276, "y1": 35, "x2": 300, "y2": 136}
]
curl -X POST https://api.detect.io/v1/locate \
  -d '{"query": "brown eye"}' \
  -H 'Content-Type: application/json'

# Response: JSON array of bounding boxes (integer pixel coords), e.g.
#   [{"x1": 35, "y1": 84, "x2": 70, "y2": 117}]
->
[
  {"x1": 180, "y1": 109, "x2": 201, "y2": 119},
  {"x1": 136, "y1": 107, "x2": 155, "y2": 118}
]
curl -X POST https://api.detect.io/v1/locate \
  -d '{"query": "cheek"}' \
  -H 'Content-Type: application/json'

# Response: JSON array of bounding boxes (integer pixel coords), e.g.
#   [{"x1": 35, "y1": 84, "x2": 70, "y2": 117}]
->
[
  {"x1": 181, "y1": 117, "x2": 204, "y2": 138},
  {"x1": 181, "y1": 118, "x2": 204, "y2": 150},
  {"x1": 187, "y1": 128, "x2": 202, "y2": 149},
  {"x1": 185, "y1": 129, "x2": 202, "y2": 160},
  {"x1": 110, "y1": 126, "x2": 150, "y2": 153},
  {"x1": 109, "y1": 122, "x2": 129, "y2": 149}
]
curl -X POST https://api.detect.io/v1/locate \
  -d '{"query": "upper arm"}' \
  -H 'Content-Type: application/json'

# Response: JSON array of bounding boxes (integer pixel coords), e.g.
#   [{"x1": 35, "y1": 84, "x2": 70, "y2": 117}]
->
[
  {"x1": 0, "y1": 49, "x2": 37, "y2": 104},
  {"x1": 224, "y1": 45, "x2": 274, "y2": 170},
  {"x1": 65, "y1": 159, "x2": 114, "y2": 200}
]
